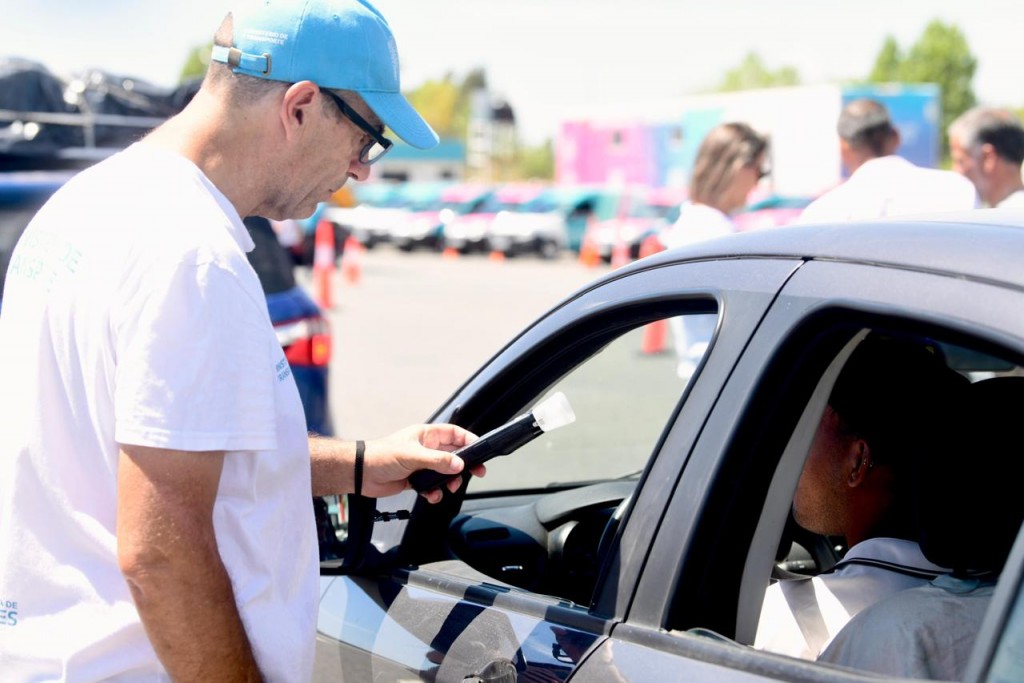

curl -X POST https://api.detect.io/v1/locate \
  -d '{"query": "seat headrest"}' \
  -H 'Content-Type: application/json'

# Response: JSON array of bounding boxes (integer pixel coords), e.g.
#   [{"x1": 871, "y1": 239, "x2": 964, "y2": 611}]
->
[{"x1": 917, "y1": 376, "x2": 1024, "y2": 576}]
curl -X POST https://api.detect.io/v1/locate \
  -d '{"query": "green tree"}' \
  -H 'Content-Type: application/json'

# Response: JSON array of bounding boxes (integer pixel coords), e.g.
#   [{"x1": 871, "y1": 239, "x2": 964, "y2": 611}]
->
[
  {"x1": 512, "y1": 141, "x2": 554, "y2": 180},
  {"x1": 179, "y1": 42, "x2": 213, "y2": 83},
  {"x1": 869, "y1": 35, "x2": 903, "y2": 82},
  {"x1": 406, "y1": 76, "x2": 462, "y2": 138},
  {"x1": 866, "y1": 21, "x2": 977, "y2": 156},
  {"x1": 718, "y1": 52, "x2": 800, "y2": 92},
  {"x1": 406, "y1": 68, "x2": 489, "y2": 140},
  {"x1": 901, "y1": 20, "x2": 977, "y2": 142}
]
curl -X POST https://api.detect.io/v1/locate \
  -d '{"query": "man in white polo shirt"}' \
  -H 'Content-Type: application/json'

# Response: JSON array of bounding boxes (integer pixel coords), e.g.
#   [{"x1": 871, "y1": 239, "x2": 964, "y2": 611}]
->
[
  {"x1": 0, "y1": 1, "x2": 479, "y2": 680},
  {"x1": 797, "y1": 99, "x2": 977, "y2": 224}
]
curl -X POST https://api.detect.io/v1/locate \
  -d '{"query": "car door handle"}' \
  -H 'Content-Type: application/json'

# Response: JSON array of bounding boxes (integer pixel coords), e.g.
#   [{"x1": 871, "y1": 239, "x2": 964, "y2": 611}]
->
[{"x1": 462, "y1": 657, "x2": 517, "y2": 683}]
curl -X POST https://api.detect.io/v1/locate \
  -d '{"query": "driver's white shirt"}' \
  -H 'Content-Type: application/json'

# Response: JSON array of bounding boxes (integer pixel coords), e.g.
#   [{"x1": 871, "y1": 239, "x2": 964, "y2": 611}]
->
[{"x1": 755, "y1": 537, "x2": 947, "y2": 660}]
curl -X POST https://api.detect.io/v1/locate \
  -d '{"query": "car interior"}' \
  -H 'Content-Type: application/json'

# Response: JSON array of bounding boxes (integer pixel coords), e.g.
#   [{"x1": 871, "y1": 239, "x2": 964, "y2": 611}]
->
[{"x1": 323, "y1": 307, "x2": 1024, "y2": 680}]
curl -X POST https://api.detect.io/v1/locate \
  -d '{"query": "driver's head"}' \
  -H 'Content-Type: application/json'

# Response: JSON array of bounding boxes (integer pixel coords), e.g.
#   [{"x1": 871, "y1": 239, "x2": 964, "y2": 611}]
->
[{"x1": 793, "y1": 335, "x2": 967, "y2": 545}]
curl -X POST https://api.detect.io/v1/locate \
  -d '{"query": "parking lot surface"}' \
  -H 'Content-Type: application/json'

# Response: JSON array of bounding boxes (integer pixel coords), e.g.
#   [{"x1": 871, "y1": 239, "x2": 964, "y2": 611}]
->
[{"x1": 308, "y1": 249, "x2": 606, "y2": 439}]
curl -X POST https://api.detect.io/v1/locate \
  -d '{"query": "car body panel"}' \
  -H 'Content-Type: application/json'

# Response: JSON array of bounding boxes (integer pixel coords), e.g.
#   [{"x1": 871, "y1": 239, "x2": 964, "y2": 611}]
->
[{"x1": 317, "y1": 571, "x2": 604, "y2": 681}]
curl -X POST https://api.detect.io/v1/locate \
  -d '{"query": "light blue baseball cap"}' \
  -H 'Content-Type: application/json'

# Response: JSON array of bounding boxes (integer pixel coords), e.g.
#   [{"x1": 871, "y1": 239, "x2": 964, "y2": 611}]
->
[{"x1": 211, "y1": 0, "x2": 438, "y2": 149}]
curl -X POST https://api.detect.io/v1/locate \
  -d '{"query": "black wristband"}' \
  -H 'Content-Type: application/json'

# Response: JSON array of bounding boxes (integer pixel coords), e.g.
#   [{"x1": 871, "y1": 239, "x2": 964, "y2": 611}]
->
[{"x1": 354, "y1": 440, "x2": 365, "y2": 498}]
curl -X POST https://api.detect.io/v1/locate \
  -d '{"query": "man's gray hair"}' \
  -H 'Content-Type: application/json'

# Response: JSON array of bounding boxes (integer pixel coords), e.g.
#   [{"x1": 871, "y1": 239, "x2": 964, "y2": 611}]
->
[
  {"x1": 949, "y1": 107, "x2": 1024, "y2": 165},
  {"x1": 836, "y1": 99, "x2": 897, "y2": 157}
]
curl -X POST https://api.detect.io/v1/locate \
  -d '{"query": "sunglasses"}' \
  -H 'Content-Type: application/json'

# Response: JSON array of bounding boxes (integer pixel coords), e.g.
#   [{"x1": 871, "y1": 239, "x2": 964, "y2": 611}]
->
[{"x1": 320, "y1": 88, "x2": 393, "y2": 165}]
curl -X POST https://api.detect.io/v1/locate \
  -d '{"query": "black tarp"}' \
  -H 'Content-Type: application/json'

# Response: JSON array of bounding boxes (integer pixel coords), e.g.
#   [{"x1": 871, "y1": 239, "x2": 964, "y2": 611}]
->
[
  {"x1": 0, "y1": 58, "x2": 189, "y2": 168},
  {"x1": 0, "y1": 57, "x2": 83, "y2": 155}
]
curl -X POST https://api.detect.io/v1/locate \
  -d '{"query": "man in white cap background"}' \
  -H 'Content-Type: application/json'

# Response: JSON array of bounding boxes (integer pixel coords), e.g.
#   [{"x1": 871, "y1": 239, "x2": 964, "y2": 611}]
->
[{"x1": 0, "y1": 1, "x2": 479, "y2": 680}]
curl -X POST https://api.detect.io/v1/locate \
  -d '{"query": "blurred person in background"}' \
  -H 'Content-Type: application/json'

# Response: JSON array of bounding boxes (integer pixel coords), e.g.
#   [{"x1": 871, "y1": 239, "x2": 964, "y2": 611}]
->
[
  {"x1": 660, "y1": 121, "x2": 769, "y2": 377},
  {"x1": 0, "y1": 0, "x2": 480, "y2": 681},
  {"x1": 948, "y1": 106, "x2": 1024, "y2": 208},
  {"x1": 797, "y1": 99, "x2": 977, "y2": 224}
]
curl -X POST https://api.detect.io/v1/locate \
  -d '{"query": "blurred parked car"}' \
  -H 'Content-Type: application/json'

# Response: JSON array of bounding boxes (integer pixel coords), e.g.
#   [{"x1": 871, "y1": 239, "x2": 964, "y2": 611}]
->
[
  {"x1": 550, "y1": 184, "x2": 626, "y2": 254},
  {"x1": 487, "y1": 183, "x2": 571, "y2": 259},
  {"x1": 587, "y1": 186, "x2": 686, "y2": 262},
  {"x1": 733, "y1": 193, "x2": 813, "y2": 232},
  {"x1": 315, "y1": 210, "x2": 1024, "y2": 682},
  {"x1": 385, "y1": 180, "x2": 452, "y2": 251},
  {"x1": 441, "y1": 185, "x2": 509, "y2": 254},
  {"x1": 324, "y1": 182, "x2": 404, "y2": 249},
  {"x1": 391, "y1": 182, "x2": 493, "y2": 253}
]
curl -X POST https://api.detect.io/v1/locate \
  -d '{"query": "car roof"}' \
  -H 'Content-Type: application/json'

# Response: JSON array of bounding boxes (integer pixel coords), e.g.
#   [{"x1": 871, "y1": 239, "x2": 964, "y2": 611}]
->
[{"x1": 623, "y1": 209, "x2": 1024, "y2": 290}]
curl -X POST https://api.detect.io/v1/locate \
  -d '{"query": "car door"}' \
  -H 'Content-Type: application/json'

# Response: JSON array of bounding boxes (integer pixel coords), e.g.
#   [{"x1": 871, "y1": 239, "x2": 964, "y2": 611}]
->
[
  {"x1": 315, "y1": 255, "x2": 802, "y2": 682},
  {"x1": 573, "y1": 257, "x2": 1024, "y2": 681}
]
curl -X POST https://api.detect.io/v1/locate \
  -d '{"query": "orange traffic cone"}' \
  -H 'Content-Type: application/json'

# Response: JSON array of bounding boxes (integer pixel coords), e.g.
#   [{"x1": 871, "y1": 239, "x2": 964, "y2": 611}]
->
[
  {"x1": 640, "y1": 235, "x2": 671, "y2": 355},
  {"x1": 641, "y1": 319, "x2": 668, "y2": 355},
  {"x1": 341, "y1": 235, "x2": 363, "y2": 285},
  {"x1": 442, "y1": 246, "x2": 460, "y2": 260},
  {"x1": 312, "y1": 219, "x2": 336, "y2": 309},
  {"x1": 488, "y1": 249, "x2": 506, "y2": 263},
  {"x1": 578, "y1": 235, "x2": 600, "y2": 268}
]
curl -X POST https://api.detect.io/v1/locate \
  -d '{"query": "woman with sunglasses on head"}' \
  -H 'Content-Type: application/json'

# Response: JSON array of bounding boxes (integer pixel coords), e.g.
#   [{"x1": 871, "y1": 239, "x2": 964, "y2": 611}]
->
[{"x1": 660, "y1": 121, "x2": 769, "y2": 378}]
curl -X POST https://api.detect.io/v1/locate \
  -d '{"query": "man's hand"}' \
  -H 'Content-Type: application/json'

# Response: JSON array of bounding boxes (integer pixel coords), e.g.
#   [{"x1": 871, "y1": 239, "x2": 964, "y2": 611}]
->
[
  {"x1": 365, "y1": 424, "x2": 484, "y2": 502},
  {"x1": 310, "y1": 424, "x2": 484, "y2": 502}
]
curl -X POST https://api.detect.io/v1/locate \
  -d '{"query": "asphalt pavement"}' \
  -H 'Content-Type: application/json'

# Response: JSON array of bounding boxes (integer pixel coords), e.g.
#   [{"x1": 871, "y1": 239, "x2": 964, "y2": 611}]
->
[{"x1": 301, "y1": 247, "x2": 608, "y2": 440}]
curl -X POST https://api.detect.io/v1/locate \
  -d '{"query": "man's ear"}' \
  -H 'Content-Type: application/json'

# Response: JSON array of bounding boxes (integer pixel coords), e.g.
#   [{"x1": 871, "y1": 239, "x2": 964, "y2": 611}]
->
[
  {"x1": 847, "y1": 440, "x2": 872, "y2": 488},
  {"x1": 884, "y1": 129, "x2": 901, "y2": 156},
  {"x1": 280, "y1": 81, "x2": 318, "y2": 139},
  {"x1": 980, "y1": 143, "x2": 999, "y2": 174}
]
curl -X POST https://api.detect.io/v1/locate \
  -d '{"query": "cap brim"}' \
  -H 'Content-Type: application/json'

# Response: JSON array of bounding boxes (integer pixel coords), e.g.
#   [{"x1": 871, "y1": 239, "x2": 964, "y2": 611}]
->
[{"x1": 360, "y1": 91, "x2": 439, "y2": 150}]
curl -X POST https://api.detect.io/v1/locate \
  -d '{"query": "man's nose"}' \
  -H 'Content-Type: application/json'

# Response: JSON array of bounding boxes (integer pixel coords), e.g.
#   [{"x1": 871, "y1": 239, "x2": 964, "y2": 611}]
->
[{"x1": 348, "y1": 157, "x2": 371, "y2": 182}]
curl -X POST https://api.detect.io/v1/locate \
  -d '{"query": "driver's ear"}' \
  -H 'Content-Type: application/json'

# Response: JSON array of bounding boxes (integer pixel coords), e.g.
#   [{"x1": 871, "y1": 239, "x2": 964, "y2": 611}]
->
[{"x1": 847, "y1": 440, "x2": 872, "y2": 487}]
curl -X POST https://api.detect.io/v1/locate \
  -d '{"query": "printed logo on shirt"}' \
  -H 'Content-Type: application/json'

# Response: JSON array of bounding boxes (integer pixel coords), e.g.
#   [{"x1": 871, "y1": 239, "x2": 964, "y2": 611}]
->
[
  {"x1": 6, "y1": 228, "x2": 82, "y2": 295},
  {"x1": 0, "y1": 599, "x2": 18, "y2": 627},
  {"x1": 276, "y1": 357, "x2": 292, "y2": 382}
]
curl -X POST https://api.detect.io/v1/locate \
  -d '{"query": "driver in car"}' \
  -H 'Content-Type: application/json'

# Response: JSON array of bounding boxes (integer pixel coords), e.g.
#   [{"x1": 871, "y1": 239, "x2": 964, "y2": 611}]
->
[{"x1": 753, "y1": 335, "x2": 967, "y2": 660}]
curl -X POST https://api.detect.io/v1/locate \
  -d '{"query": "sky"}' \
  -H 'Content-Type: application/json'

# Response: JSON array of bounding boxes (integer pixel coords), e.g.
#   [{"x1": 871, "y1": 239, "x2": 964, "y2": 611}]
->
[{"x1": 3, "y1": 0, "x2": 1023, "y2": 145}]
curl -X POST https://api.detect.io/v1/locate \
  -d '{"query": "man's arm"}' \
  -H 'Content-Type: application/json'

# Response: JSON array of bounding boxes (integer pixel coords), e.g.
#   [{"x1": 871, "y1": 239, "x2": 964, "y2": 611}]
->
[
  {"x1": 309, "y1": 423, "x2": 479, "y2": 503},
  {"x1": 117, "y1": 445, "x2": 262, "y2": 682}
]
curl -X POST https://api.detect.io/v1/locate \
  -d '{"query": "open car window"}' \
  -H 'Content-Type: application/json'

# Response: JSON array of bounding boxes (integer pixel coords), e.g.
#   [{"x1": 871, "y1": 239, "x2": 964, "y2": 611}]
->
[{"x1": 468, "y1": 313, "x2": 715, "y2": 493}]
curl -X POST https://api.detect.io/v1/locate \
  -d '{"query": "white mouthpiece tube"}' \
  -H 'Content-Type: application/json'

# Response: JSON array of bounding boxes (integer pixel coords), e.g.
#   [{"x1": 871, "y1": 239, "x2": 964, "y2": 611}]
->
[{"x1": 533, "y1": 392, "x2": 576, "y2": 432}]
